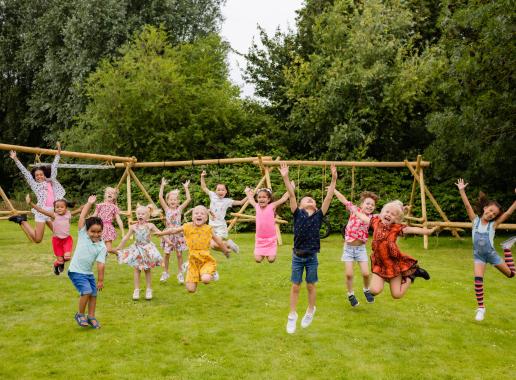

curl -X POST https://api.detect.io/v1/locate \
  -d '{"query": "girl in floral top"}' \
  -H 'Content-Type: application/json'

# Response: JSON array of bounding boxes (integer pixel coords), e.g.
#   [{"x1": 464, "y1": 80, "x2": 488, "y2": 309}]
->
[
  {"x1": 8, "y1": 142, "x2": 66, "y2": 243},
  {"x1": 334, "y1": 189, "x2": 378, "y2": 307},
  {"x1": 93, "y1": 187, "x2": 125, "y2": 252}
]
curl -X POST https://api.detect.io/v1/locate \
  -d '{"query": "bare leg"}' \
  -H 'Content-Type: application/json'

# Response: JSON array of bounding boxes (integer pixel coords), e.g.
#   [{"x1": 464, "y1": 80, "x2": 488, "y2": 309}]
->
[
  {"x1": 134, "y1": 268, "x2": 141, "y2": 290},
  {"x1": 87, "y1": 296, "x2": 97, "y2": 317},
  {"x1": 200, "y1": 273, "x2": 212, "y2": 285},
  {"x1": 369, "y1": 274, "x2": 385, "y2": 295},
  {"x1": 176, "y1": 250, "x2": 184, "y2": 273},
  {"x1": 163, "y1": 253, "x2": 170, "y2": 273},
  {"x1": 186, "y1": 282, "x2": 197, "y2": 293},
  {"x1": 358, "y1": 261, "x2": 371, "y2": 289},
  {"x1": 306, "y1": 283, "x2": 316, "y2": 313},
  {"x1": 389, "y1": 275, "x2": 412, "y2": 299},
  {"x1": 78, "y1": 294, "x2": 91, "y2": 314},
  {"x1": 45, "y1": 220, "x2": 53, "y2": 232},
  {"x1": 19, "y1": 221, "x2": 47, "y2": 243},
  {"x1": 255, "y1": 256, "x2": 265, "y2": 263},
  {"x1": 104, "y1": 241, "x2": 113, "y2": 252},
  {"x1": 344, "y1": 261, "x2": 354, "y2": 293},
  {"x1": 290, "y1": 283, "x2": 301, "y2": 313},
  {"x1": 266, "y1": 256, "x2": 276, "y2": 263},
  {"x1": 144, "y1": 269, "x2": 152, "y2": 289},
  {"x1": 210, "y1": 239, "x2": 229, "y2": 252},
  {"x1": 494, "y1": 263, "x2": 513, "y2": 278}
]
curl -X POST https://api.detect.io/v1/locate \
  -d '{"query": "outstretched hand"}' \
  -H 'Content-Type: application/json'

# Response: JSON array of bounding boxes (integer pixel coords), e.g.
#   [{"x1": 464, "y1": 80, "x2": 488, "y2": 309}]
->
[
  {"x1": 279, "y1": 162, "x2": 289, "y2": 177},
  {"x1": 455, "y1": 178, "x2": 468, "y2": 190},
  {"x1": 25, "y1": 194, "x2": 31, "y2": 205},
  {"x1": 87, "y1": 194, "x2": 97, "y2": 204},
  {"x1": 201, "y1": 170, "x2": 206, "y2": 177},
  {"x1": 161, "y1": 177, "x2": 168, "y2": 187},
  {"x1": 9, "y1": 150, "x2": 17, "y2": 160},
  {"x1": 56, "y1": 141, "x2": 61, "y2": 154},
  {"x1": 183, "y1": 180, "x2": 190, "y2": 189}
]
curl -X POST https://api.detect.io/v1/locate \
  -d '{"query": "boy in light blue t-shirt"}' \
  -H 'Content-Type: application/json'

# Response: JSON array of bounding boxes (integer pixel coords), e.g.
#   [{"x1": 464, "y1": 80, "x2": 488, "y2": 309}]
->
[{"x1": 68, "y1": 195, "x2": 106, "y2": 329}]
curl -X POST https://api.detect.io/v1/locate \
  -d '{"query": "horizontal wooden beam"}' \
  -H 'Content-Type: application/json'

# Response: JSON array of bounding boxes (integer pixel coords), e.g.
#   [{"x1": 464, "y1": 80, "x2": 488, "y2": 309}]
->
[
  {"x1": 114, "y1": 156, "x2": 272, "y2": 168},
  {"x1": 263, "y1": 160, "x2": 430, "y2": 168}
]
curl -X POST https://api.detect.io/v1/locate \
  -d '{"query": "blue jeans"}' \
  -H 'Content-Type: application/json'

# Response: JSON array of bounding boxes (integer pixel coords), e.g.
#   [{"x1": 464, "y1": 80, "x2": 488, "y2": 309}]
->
[
  {"x1": 68, "y1": 271, "x2": 97, "y2": 296},
  {"x1": 291, "y1": 253, "x2": 318, "y2": 284}
]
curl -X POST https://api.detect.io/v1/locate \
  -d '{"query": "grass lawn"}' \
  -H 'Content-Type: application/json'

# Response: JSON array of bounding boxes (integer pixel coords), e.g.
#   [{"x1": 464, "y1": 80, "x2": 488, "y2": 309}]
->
[{"x1": 0, "y1": 222, "x2": 515, "y2": 379}]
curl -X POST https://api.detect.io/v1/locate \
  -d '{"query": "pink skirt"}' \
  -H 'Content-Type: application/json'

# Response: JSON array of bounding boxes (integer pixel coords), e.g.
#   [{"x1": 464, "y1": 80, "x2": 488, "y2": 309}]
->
[
  {"x1": 254, "y1": 236, "x2": 277, "y2": 257},
  {"x1": 102, "y1": 222, "x2": 117, "y2": 242}
]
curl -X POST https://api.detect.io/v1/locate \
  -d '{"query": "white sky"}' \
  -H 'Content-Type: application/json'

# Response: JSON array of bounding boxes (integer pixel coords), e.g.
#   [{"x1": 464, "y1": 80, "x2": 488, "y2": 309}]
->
[{"x1": 221, "y1": 0, "x2": 304, "y2": 98}]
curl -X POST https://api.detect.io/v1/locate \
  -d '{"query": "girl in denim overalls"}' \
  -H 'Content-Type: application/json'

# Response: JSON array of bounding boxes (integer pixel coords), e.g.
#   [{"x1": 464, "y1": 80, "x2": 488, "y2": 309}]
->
[{"x1": 456, "y1": 179, "x2": 516, "y2": 321}]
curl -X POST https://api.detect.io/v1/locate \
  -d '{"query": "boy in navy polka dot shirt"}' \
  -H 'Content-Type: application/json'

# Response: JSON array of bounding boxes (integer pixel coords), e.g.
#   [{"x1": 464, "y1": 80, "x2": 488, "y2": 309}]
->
[{"x1": 279, "y1": 162, "x2": 337, "y2": 334}]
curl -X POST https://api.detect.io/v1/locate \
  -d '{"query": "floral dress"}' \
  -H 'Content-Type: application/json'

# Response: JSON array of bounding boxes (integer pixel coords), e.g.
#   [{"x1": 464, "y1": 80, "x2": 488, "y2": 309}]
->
[
  {"x1": 118, "y1": 224, "x2": 162, "y2": 270},
  {"x1": 160, "y1": 208, "x2": 187, "y2": 253},
  {"x1": 370, "y1": 216, "x2": 418, "y2": 280},
  {"x1": 95, "y1": 202, "x2": 120, "y2": 241}
]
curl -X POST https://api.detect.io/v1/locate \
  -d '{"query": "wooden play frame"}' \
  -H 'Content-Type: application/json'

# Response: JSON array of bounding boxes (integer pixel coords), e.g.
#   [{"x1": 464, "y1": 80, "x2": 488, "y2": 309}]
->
[{"x1": 1, "y1": 143, "x2": 515, "y2": 249}]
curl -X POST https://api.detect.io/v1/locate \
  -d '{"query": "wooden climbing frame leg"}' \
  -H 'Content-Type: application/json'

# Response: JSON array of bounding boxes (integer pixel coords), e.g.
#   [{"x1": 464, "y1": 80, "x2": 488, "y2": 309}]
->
[{"x1": 419, "y1": 167, "x2": 428, "y2": 250}]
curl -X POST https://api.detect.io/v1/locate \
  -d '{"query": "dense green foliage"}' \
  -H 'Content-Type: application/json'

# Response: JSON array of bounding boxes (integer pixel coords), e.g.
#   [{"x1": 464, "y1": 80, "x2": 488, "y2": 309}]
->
[{"x1": 1, "y1": 224, "x2": 516, "y2": 379}]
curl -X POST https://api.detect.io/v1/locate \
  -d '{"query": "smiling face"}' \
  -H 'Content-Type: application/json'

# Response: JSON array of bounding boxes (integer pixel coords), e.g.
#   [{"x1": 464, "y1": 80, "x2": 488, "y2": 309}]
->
[
  {"x1": 166, "y1": 192, "x2": 179, "y2": 208},
  {"x1": 257, "y1": 190, "x2": 272, "y2": 207},
  {"x1": 299, "y1": 196, "x2": 317, "y2": 212},
  {"x1": 191, "y1": 206, "x2": 208, "y2": 226},
  {"x1": 135, "y1": 206, "x2": 150, "y2": 222},
  {"x1": 361, "y1": 197, "x2": 376, "y2": 214},
  {"x1": 380, "y1": 204, "x2": 402, "y2": 225},
  {"x1": 215, "y1": 184, "x2": 228, "y2": 198},
  {"x1": 33, "y1": 169, "x2": 46, "y2": 183},
  {"x1": 482, "y1": 204, "x2": 501, "y2": 222},
  {"x1": 87, "y1": 224, "x2": 103, "y2": 242},
  {"x1": 54, "y1": 200, "x2": 68, "y2": 215}
]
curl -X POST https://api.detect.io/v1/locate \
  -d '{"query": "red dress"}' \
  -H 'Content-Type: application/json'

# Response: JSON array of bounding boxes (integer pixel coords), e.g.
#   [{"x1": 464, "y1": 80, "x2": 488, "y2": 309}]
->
[{"x1": 370, "y1": 216, "x2": 417, "y2": 280}]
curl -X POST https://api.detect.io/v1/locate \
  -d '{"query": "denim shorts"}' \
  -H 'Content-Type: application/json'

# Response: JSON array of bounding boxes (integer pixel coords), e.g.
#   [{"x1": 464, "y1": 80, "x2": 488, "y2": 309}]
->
[
  {"x1": 341, "y1": 244, "x2": 368, "y2": 262},
  {"x1": 68, "y1": 271, "x2": 97, "y2": 296},
  {"x1": 291, "y1": 252, "x2": 318, "y2": 284},
  {"x1": 473, "y1": 249, "x2": 503, "y2": 265}
]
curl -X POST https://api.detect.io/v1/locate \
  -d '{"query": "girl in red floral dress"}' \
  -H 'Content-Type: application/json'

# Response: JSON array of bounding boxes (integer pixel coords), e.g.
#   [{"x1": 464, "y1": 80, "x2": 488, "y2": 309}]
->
[{"x1": 354, "y1": 200, "x2": 438, "y2": 299}]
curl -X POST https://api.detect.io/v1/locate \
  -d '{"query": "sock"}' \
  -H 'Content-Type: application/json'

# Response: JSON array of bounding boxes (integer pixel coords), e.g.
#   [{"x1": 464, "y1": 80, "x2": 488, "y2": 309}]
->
[
  {"x1": 347, "y1": 291, "x2": 355, "y2": 296},
  {"x1": 504, "y1": 248, "x2": 515, "y2": 277},
  {"x1": 474, "y1": 276, "x2": 484, "y2": 308},
  {"x1": 363, "y1": 288, "x2": 369, "y2": 293}
]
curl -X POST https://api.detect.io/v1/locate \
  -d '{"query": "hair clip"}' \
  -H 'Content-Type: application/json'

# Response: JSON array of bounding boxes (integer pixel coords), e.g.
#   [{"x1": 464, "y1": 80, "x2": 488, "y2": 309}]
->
[{"x1": 257, "y1": 188, "x2": 272, "y2": 194}]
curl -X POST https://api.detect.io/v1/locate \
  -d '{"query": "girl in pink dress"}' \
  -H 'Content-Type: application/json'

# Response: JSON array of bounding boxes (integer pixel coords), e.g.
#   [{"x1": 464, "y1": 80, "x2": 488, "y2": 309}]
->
[
  {"x1": 244, "y1": 187, "x2": 290, "y2": 263},
  {"x1": 158, "y1": 178, "x2": 191, "y2": 284},
  {"x1": 93, "y1": 187, "x2": 125, "y2": 252}
]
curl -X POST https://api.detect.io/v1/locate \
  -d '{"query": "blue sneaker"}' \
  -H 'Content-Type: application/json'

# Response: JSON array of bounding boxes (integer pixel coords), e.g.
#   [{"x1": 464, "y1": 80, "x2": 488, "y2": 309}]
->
[
  {"x1": 364, "y1": 290, "x2": 375, "y2": 303},
  {"x1": 348, "y1": 294, "x2": 359, "y2": 307}
]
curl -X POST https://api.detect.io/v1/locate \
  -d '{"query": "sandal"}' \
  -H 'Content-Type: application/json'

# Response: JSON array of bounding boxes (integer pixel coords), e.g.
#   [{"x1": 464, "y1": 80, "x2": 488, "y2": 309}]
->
[
  {"x1": 74, "y1": 312, "x2": 89, "y2": 327},
  {"x1": 87, "y1": 316, "x2": 101, "y2": 329}
]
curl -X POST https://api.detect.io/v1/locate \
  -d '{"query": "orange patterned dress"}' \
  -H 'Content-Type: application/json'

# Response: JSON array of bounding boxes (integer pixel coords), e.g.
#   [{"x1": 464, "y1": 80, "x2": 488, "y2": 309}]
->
[{"x1": 370, "y1": 216, "x2": 418, "y2": 280}]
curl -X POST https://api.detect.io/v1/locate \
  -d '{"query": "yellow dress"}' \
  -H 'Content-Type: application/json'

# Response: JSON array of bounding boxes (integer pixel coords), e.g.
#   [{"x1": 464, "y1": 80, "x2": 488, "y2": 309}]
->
[{"x1": 183, "y1": 223, "x2": 217, "y2": 283}]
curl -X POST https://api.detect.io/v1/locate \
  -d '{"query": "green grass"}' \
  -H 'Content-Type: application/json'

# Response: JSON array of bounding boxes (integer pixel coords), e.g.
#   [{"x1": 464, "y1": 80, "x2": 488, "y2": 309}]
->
[{"x1": 0, "y1": 223, "x2": 515, "y2": 380}]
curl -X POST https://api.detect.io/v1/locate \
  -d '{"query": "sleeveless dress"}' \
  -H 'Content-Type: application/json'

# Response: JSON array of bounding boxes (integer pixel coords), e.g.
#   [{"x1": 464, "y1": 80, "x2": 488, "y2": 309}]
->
[
  {"x1": 254, "y1": 204, "x2": 277, "y2": 257},
  {"x1": 370, "y1": 216, "x2": 417, "y2": 280},
  {"x1": 95, "y1": 202, "x2": 120, "y2": 241},
  {"x1": 160, "y1": 208, "x2": 187, "y2": 253},
  {"x1": 118, "y1": 225, "x2": 162, "y2": 270}
]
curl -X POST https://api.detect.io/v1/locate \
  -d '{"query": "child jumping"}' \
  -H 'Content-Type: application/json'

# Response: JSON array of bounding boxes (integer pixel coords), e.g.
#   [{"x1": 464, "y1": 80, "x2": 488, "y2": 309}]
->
[
  {"x1": 67, "y1": 195, "x2": 106, "y2": 329},
  {"x1": 456, "y1": 179, "x2": 516, "y2": 321},
  {"x1": 244, "y1": 187, "x2": 289, "y2": 263},
  {"x1": 157, "y1": 205, "x2": 230, "y2": 293},
  {"x1": 353, "y1": 200, "x2": 437, "y2": 300},
  {"x1": 334, "y1": 189, "x2": 378, "y2": 307},
  {"x1": 280, "y1": 162, "x2": 337, "y2": 334},
  {"x1": 158, "y1": 178, "x2": 191, "y2": 284},
  {"x1": 200, "y1": 170, "x2": 246, "y2": 254},
  {"x1": 115, "y1": 205, "x2": 163, "y2": 301},
  {"x1": 93, "y1": 187, "x2": 125, "y2": 253},
  {"x1": 8, "y1": 142, "x2": 65, "y2": 243},
  {"x1": 244, "y1": 187, "x2": 290, "y2": 263},
  {"x1": 26, "y1": 194, "x2": 83, "y2": 275}
]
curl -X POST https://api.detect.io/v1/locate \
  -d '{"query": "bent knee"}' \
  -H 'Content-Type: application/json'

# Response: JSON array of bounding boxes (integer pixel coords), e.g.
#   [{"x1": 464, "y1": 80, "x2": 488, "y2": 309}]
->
[{"x1": 201, "y1": 274, "x2": 212, "y2": 284}]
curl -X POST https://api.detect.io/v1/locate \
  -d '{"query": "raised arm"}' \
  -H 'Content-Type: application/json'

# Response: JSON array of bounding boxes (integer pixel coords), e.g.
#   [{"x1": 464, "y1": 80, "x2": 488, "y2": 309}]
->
[
  {"x1": 78, "y1": 195, "x2": 97, "y2": 230},
  {"x1": 50, "y1": 141, "x2": 61, "y2": 180},
  {"x1": 71, "y1": 205, "x2": 84, "y2": 216},
  {"x1": 232, "y1": 196, "x2": 247, "y2": 207},
  {"x1": 494, "y1": 188, "x2": 516, "y2": 228},
  {"x1": 244, "y1": 187, "x2": 257, "y2": 207},
  {"x1": 200, "y1": 170, "x2": 210, "y2": 195},
  {"x1": 321, "y1": 164, "x2": 337, "y2": 215},
  {"x1": 334, "y1": 188, "x2": 350, "y2": 206},
  {"x1": 402, "y1": 225, "x2": 439, "y2": 235},
  {"x1": 456, "y1": 178, "x2": 476, "y2": 222},
  {"x1": 10, "y1": 150, "x2": 37, "y2": 189},
  {"x1": 26, "y1": 194, "x2": 55, "y2": 218},
  {"x1": 271, "y1": 191, "x2": 290, "y2": 209},
  {"x1": 179, "y1": 180, "x2": 192, "y2": 210},
  {"x1": 279, "y1": 163, "x2": 297, "y2": 213},
  {"x1": 158, "y1": 177, "x2": 169, "y2": 211}
]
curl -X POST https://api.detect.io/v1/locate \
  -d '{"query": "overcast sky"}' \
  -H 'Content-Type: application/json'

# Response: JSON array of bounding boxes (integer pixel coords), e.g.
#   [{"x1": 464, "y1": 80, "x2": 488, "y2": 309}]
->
[{"x1": 221, "y1": 0, "x2": 304, "y2": 98}]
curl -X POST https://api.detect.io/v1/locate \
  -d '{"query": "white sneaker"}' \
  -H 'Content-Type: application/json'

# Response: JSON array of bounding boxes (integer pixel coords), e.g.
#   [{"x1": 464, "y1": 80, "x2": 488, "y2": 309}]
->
[
  {"x1": 132, "y1": 288, "x2": 140, "y2": 300},
  {"x1": 145, "y1": 288, "x2": 153, "y2": 300},
  {"x1": 286, "y1": 312, "x2": 298, "y2": 334},
  {"x1": 475, "y1": 308, "x2": 485, "y2": 321},
  {"x1": 301, "y1": 307, "x2": 316, "y2": 328},
  {"x1": 227, "y1": 239, "x2": 240, "y2": 253},
  {"x1": 177, "y1": 272, "x2": 185, "y2": 284},
  {"x1": 501, "y1": 236, "x2": 516, "y2": 250},
  {"x1": 213, "y1": 271, "x2": 220, "y2": 281},
  {"x1": 160, "y1": 272, "x2": 169, "y2": 282}
]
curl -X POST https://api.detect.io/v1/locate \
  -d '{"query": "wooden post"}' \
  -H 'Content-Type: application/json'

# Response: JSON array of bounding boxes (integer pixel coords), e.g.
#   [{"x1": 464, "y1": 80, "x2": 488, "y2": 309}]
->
[
  {"x1": 126, "y1": 168, "x2": 132, "y2": 226},
  {"x1": 419, "y1": 167, "x2": 428, "y2": 249},
  {"x1": 116, "y1": 167, "x2": 130, "y2": 190},
  {"x1": 351, "y1": 166, "x2": 355, "y2": 202},
  {"x1": 407, "y1": 155, "x2": 422, "y2": 224},
  {"x1": 128, "y1": 169, "x2": 157, "y2": 207},
  {"x1": 0, "y1": 186, "x2": 16, "y2": 213}
]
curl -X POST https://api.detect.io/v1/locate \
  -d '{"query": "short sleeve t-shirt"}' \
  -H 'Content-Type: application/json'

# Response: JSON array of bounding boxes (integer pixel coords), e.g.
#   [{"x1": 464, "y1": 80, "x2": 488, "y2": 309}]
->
[
  {"x1": 293, "y1": 208, "x2": 324, "y2": 254},
  {"x1": 208, "y1": 191, "x2": 233, "y2": 226},
  {"x1": 53, "y1": 211, "x2": 71, "y2": 239},
  {"x1": 68, "y1": 227, "x2": 107, "y2": 274}
]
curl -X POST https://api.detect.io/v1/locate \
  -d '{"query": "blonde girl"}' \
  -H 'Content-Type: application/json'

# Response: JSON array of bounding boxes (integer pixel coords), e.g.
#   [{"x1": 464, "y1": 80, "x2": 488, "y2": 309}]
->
[
  {"x1": 158, "y1": 178, "x2": 191, "y2": 284},
  {"x1": 93, "y1": 187, "x2": 125, "y2": 252}
]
